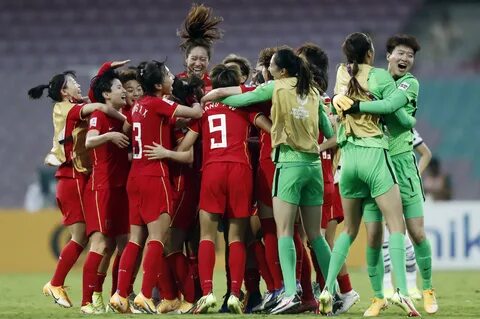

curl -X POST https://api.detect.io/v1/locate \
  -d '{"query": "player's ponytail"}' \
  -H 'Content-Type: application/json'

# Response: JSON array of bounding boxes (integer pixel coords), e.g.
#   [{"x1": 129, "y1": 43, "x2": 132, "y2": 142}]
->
[
  {"x1": 137, "y1": 60, "x2": 168, "y2": 96},
  {"x1": 342, "y1": 32, "x2": 372, "y2": 98},
  {"x1": 177, "y1": 3, "x2": 223, "y2": 60},
  {"x1": 27, "y1": 71, "x2": 76, "y2": 102}
]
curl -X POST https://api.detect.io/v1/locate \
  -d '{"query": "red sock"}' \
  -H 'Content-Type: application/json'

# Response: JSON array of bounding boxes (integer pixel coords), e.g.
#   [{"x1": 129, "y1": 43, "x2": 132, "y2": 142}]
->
[
  {"x1": 110, "y1": 253, "x2": 121, "y2": 296},
  {"x1": 293, "y1": 226, "x2": 303, "y2": 281},
  {"x1": 128, "y1": 249, "x2": 143, "y2": 295},
  {"x1": 300, "y1": 245, "x2": 314, "y2": 302},
  {"x1": 141, "y1": 240, "x2": 164, "y2": 299},
  {"x1": 252, "y1": 241, "x2": 274, "y2": 291},
  {"x1": 338, "y1": 273, "x2": 352, "y2": 294},
  {"x1": 198, "y1": 240, "x2": 215, "y2": 295},
  {"x1": 167, "y1": 252, "x2": 195, "y2": 303},
  {"x1": 244, "y1": 267, "x2": 261, "y2": 293},
  {"x1": 309, "y1": 246, "x2": 325, "y2": 289},
  {"x1": 94, "y1": 272, "x2": 107, "y2": 293},
  {"x1": 260, "y1": 218, "x2": 283, "y2": 290},
  {"x1": 82, "y1": 251, "x2": 104, "y2": 305},
  {"x1": 51, "y1": 240, "x2": 84, "y2": 286},
  {"x1": 157, "y1": 255, "x2": 178, "y2": 300},
  {"x1": 117, "y1": 242, "x2": 141, "y2": 297},
  {"x1": 229, "y1": 241, "x2": 246, "y2": 297}
]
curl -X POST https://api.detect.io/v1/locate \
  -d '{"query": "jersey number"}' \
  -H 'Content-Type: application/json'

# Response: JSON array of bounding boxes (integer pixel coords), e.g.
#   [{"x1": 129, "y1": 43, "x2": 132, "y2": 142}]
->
[
  {"x1": 132, "y1": 123, "x2": 142, "y2": 159},
  {"x1": 208, "y1": 114, "x2": 227, "y2": 149}
]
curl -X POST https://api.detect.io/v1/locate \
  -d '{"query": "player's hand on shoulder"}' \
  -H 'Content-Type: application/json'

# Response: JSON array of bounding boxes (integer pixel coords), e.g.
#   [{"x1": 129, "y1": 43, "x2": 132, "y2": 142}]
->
[{"x1": 111, "y1": 60, "x2": 130, "y2": 69}]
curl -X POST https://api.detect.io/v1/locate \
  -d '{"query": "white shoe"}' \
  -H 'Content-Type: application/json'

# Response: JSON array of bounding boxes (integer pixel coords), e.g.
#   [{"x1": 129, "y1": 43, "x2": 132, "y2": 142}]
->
[
  {"x1": 390, "y1": 289, "x2": 421, "y2": 317},
  {"x1": 334, "y1": 289, "x2": 360, "y2": 314},
  {"x1": 193, "y1": 292, "x2": 217, "y2": 314},
  {"x1": 270, "y1": 294, "x2": 301, "y2": 314}
]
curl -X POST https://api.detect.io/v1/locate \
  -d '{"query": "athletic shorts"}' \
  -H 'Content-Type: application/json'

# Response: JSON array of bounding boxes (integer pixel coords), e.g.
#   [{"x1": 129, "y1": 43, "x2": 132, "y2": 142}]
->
[
  {"x1": 84, "y1": 186, "x2": 129, "y2": 237},
  {"x1": 339, "y1": 143, "x2": 397, "y2": 199},
  {"x1": 321, "y1": 182, "x2": 344, "y2": 228},
  {"x1": 362, "y1": 151, "x2": 425, "y2": 221},
  {"x1": 127, "y1": 175, "x2": 173, "y2": 226},
  {"x1": 56, "y1": 175, "x2": 87, "y2": 226},
  {"x1": 199, "y1": 162, "x2": 252, "y2": 219},
  {"x1": 170, "y1": 172, "x2": 200, "y2": 231},
  {"x1": 256, "y1": 159, "x2": 275, "y2": 208},
  {"x1": 272, "y1": 162, "x2": 323, "y2": 206}
]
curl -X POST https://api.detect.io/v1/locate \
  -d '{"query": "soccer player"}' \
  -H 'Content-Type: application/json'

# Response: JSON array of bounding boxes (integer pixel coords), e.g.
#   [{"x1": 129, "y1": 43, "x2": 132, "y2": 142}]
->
[
  {"x1": 322, "y1": 32, "x2": 420, "y2": 316},
  {"x1": 109, "y1": 60, "x2": 202, "y2": 314},
  {"x1": 80, "y1": 68, "x2": 131, "y2": 314},
  {"x1": 217, "y1": 48, "x2": 335, "y2": 314},
  {"x1": 173, "y1": 63, "x2": 271, "y2": 314},
  {"x1": 360, "y1": 35, "x2": 437, "y2": 315},
  {"x1": 29, "y1": 71, "x2": 126, "y2": 309},
  {"x1": 297, "y1": 43, "x2": 359, "y2": 315}
]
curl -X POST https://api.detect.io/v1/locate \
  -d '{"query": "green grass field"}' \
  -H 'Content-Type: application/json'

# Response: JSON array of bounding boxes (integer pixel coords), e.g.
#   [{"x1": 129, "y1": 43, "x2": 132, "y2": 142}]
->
[{"x1": 1, "y1": 270, "x2": 479, "y2": 318}]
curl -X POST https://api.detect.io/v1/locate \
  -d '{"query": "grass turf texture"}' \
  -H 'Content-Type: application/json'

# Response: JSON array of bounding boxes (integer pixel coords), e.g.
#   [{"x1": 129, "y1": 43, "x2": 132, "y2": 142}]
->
[{"x1": 1, "y1": 270, "x2": 478, "y2": 318}]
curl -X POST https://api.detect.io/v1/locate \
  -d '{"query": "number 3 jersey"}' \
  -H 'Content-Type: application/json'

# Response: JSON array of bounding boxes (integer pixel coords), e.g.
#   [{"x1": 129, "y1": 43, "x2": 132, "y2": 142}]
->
[
  {"x1": 189, "y1": 101, "x2": 262, "y2": 169},
  {"x1": 129, "y1": 95, "x2": 178, "y2": 177}
]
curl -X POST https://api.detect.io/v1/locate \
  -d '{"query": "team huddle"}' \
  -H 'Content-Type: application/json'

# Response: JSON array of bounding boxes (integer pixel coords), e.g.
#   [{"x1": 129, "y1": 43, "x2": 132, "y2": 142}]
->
[{"x1": 29, "y1": 3, "x2": 439, "y2": 317}]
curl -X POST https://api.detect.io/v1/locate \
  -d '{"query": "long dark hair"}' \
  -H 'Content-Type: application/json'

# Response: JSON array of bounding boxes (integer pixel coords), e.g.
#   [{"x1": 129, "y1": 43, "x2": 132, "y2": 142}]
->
[
  {"x1": 273, "y1": 48, "x2": 317, "y2": 98},
  {"x1": 177, "y1": 3, "x2": 223, "y2": 60},
  {"x1": 28, "y1": 71, "x2": 76, "y2": 102},
  {"x1": 90, "y1": 69, "x2": 118, "y2": 103},
  {"x1": 342, "y1": 32, "x2": 373, "y2": 97},
  {"x1": 137, "y1": 60, "x2": 168, "y2": 96},
  {"x1": 210, "y1": 64, "x2": 241, "y2": 89},
  {"x1": 297, "y1": 42, "x2": 328, "y2": 94}
]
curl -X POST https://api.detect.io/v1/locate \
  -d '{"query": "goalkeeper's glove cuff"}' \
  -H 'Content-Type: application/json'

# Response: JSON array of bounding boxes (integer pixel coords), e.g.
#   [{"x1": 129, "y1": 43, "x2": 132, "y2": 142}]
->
[{"x1": 344, "y1": 101, "x2": 360, "y2": 115}]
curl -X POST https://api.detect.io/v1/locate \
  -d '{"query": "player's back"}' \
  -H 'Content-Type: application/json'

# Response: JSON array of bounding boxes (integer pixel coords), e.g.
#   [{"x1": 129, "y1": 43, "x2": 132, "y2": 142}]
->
[
  {"x1": 130, "y1": 95, "x2": 178, "y2": 177},
  {"x1": 200, "y1": 101, "x2": 257, "y2": 168}
]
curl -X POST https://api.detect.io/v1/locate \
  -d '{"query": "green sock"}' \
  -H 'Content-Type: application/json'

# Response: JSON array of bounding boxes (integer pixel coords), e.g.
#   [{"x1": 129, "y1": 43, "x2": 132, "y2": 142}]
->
[
  {"x1": 310, "y1": 236, "x2": 331, "y2": 279},
  {"x1": 389, "y1": 232, "x2": 408, "y2": 295},
  {"x1": 278, "y1": 236, "x2": 297, "y2": 296},
  {"x1": 414, "y1": 239, "x2": 432, "y2": 290},
  {"x1": 366, "y1": 246, "x2": 384, "y2": 299},
  {"x1": 326, "y1": 232, "x2": 352, "y2": 293}
]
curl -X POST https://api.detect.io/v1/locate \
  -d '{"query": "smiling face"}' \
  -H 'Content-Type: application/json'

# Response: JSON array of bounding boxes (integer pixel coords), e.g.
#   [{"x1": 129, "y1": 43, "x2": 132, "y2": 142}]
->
[
  {"x1": 123, "y1": 79, "x2": 142, "y2": 106},
  {"x1": 62, "y1": 75, "x2": 82, "y2": 102},
  {"x1": 105, "y1": 78, "x2": 127, "y2": 109},
  {"x1": 387, "y1": 44, "x2": 415, "y2": 78},
  {"x1": 186, "y1": 46, "x2": 209, "y2": 77}
]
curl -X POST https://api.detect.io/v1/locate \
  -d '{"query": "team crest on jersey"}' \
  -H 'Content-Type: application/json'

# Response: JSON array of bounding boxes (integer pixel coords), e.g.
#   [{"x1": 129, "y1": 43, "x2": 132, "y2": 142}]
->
[
  {"x1": 291, "y1": 95, "x2": 310, "y2": 120},
  {"x1": 398, "y1": 82, "x2": 410, "y2": 91},
  {"x1": 162, "y1": 98, "x2": 176, "y2": 106},
  {"x1": 89, "y1": 117, "x2": 97, "y2": 127}
]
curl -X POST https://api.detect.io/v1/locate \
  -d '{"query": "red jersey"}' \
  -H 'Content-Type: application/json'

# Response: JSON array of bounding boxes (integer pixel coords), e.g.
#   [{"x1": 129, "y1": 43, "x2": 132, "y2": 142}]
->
[
  {"x1": 122, "y1": 103, "x2": 132, "y2": 124},
  {"x1": 87, "y1": 111, "x2": 130, "y2": 189},
  {"x1": 319, "y1": 93, "x2": 334, "y2": 183},
  {"x1": 129, "y1": 95, "x2": 178, "y2": 177},
  {"x1": 177, "y1": 71, "x2": 212, "y2": 94},
  {"x1": 56, "y1": 104, "x2": 88, "y2": 179},
  {"x1": 190, "y1": 101, "x2": 260, "y2": 168}
]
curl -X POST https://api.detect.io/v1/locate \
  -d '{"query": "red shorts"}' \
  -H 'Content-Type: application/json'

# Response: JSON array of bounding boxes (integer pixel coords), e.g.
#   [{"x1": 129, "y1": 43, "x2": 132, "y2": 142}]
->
[
  {"x1": 321, "y1": 182, "x2": 344, "y2": 229},
  {"x1": 170, "y1": 171, "x2": 200, "y2": 231},
  {"x1": 127, "y1": 175, "x2": 173, "y2": 226},
  {"x1": 199, "y1": 163, "x2": 252, "y2": 219},
  {"x1": 256, "y1": 159, "x2": 275, "y2": 208},
  {"x1": 83, "y1": 186, "x2": 129, "y2": 237},
  {"x1": 56, "y1": 176, "x2": 87, "y2": 226}
]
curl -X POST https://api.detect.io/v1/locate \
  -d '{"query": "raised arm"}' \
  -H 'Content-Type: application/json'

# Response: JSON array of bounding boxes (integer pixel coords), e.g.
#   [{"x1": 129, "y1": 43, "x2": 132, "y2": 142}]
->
[
  {"x1": 222, "y1": 81, "x2": 274, "y2": 108},
  {"x1": 80, "y1": 103, "x2": 127, "y2": 123},
  {"x1": 201, "y1": 86, "x2": 243, "y2": 104}
]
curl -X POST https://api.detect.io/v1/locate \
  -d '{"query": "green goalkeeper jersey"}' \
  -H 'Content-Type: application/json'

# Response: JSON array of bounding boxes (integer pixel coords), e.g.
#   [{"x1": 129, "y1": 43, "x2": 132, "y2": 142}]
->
[{"x1": 383, "y1": 73, "x2": 419, "y2": 156}]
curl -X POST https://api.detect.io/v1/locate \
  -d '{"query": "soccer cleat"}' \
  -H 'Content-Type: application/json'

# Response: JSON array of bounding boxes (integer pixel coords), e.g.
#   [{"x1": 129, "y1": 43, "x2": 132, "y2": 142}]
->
[
  {"x1": 270, "y1": 293, "x2": 301, "y2": 314},
  {"x1": 263, "y1": 286, "x2": 284, "y2": 312},
  {"x1": 80, "y1": 302, "x2": 103, "y2": 314},
  {"x1": 157, "y1": 297, "x2": 181, "y2": 313},
  {"x1": 133, "y1": 292, "x2": 157, "y2": 314},
  {"x1": 334, "y1": 289, "x2": 360, "y2": 315},
  {"x1": 295, "y1": 298, "x2": 318, "y2": 313},
  {"x1": 227, "y1": 294, "x2": 244, "y2": 314},
  {"x1": 312, "y1": 282, "x2": 321, "y2": 300},
  {"x1": 109, "y1": 292, "x2": 129, "y2": 313},
  {"x1": 409, "y1": 287, "x2": 422, "y2": 301},
  {"x1": 92, "y1": 291, "x2": 105, "y2": 313},
  {"x1": 384, "y1": 287, "x2": 395, "y2": 300},
  {"x1": 176, "y1": 300, "x2": 195, "y2": 314},
  {"x1": 296, "y1": 280, "x2": 303, "y2": 297},
  {"x1": 127, "y1": 292, "x2": 141, "y2": 313},
  {"x1": 422, "y1": 289, "x2": 438, "y2": 314},
  {"x1": 243, "y1": 290, "x2": 262, "y2": 313},
  {"x1": 390, "y1": 289, "x2": 421, "y2": 317},
  {"x1": 318, "y1": 288, "x2": 333, "y2": 315},
  {"x1": 193, "y1": 292, "x2": 217, "y2": 314},
  {"x1": 363, "y1": 297, "x2": 388, "y2": 317},
  {"x1": 42, "y1": 282, "x2": 72, "y2": 308}
]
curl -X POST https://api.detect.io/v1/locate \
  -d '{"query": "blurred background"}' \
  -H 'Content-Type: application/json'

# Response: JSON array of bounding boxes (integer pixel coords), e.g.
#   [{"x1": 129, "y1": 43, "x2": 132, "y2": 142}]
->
[{"x1": 0, "y1": 0, "x2": 478, "y2": 272}]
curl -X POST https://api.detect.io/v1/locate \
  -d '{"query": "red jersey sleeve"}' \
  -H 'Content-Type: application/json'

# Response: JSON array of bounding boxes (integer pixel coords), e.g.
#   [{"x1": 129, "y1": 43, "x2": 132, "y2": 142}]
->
[
  {"x1": 188, "y1": 118, "x2": 201, "y2": 134},
  {"x1": 153, "y1": 97, "x2": 178, "y2": 118},
  {"x1": 88, "y1": 111, "x2": 108, "y2": 133},
  {"x1": 88, "y1": 62, "x2": 113, "y2": 102},
  {"x1": 67, "y1": 104, "x2": 86, "y2": 122}
]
